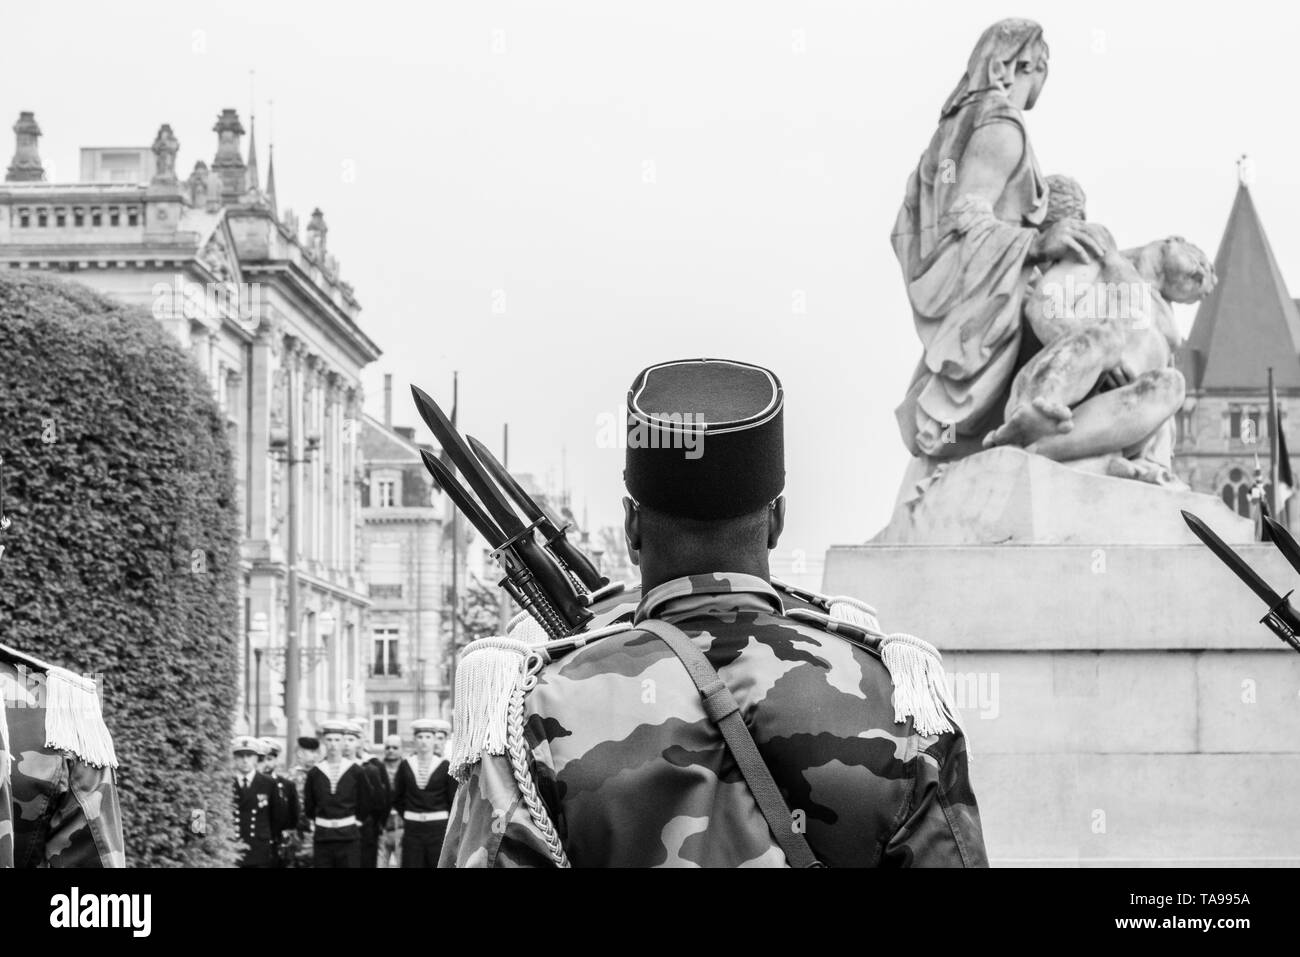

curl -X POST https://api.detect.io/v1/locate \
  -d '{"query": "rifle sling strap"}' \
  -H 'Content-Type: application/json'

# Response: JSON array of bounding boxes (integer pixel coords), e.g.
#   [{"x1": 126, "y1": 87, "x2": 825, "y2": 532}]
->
[{"x1": 637, "y1": 618, "x2": 823, "y2": 868}]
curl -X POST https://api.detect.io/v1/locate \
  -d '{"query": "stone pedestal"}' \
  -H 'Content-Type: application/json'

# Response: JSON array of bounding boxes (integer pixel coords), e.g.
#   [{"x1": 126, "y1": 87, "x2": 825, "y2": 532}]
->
[{"x1": 824, "y1": 450, "x2": 1300, "y2": 865}]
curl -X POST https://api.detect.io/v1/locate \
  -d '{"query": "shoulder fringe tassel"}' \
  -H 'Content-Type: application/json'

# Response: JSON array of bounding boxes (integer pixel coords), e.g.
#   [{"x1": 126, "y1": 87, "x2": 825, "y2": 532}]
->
[
  {"x1": 448, "y1": 637, "x2": 531, "y2": 784},
  {"x1": 44, "y1": 667, "x2": 118, "y2": 769},
  {"x1": 827, "y1": 595, "x2": 960, "y2": 738}
]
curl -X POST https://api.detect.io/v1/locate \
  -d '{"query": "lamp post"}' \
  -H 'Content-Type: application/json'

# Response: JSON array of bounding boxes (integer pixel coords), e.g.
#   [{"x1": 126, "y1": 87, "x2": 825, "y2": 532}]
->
[
  {"x1": 253, "y1": 648, "x2": 263, "y2": 736},
  {"x1": 270, "y1": 352, "x2": 321, "y2": 772}
]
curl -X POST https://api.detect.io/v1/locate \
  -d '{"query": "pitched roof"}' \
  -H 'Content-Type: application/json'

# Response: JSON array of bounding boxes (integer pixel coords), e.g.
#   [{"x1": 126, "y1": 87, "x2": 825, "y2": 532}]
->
[
  {"x1": 359, "y1": 413, "x2": 425, "y2": 463},
  {"x1": 1181, "y1": 183, "x2": 1300, "y2": 391}
]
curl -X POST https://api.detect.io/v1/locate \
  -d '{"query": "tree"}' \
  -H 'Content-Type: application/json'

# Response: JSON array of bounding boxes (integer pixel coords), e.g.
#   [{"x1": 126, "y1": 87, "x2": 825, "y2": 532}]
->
[
  {"x1": 0, "y1": 272, "x2": 241, "y2": 866},
  {"x1": 458, "y1": 573, "x2": 506, "y2": 644}
]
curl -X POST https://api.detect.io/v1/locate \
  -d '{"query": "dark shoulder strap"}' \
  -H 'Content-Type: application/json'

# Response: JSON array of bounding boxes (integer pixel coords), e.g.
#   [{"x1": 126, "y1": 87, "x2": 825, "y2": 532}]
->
[{"x1": 637, "y1": 618, "x2": 822, "y2": 868}]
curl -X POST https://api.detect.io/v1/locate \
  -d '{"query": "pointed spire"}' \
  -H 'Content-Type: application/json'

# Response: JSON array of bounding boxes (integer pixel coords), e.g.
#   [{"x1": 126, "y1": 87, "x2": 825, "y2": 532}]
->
[
  {"x1": 1182, "y1": 173, "x2": 1300, "y2": 391},
  {"x1": 246, "y1": 114, "x2": 260, "y2": 193},
  {"x1": 265, "y1": 143, "x2": 278, "y2": 216}
]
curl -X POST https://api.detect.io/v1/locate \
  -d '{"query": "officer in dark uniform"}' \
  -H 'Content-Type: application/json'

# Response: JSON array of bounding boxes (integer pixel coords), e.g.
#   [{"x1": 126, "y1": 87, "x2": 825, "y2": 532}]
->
[
  {"x1": 259, "y1": 737, "x2": 300, "y2": 865},
  {"x1": 231, "y1": 735, "x2": 286, "y2": 868},
  {"x1": 441, "y1": 358, "x2": 988, "y2": 868}
]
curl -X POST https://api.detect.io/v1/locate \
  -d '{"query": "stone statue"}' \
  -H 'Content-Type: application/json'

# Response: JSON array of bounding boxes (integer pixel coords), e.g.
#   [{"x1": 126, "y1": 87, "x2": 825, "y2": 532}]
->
[
  {"x1": 151, "y1": 124, "x2": 180, "y2": 184},
  {"x1": 984, "y1": 175, "x2": 1216, "y2": 486},
  {"x1": 892, "y1": 18, "x2": 1112, "y2": 461}
]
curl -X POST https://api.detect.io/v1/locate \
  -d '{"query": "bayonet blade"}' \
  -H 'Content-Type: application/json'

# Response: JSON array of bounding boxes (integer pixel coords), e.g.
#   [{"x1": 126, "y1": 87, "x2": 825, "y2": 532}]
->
[
  {"x1": 467, "y1": 434, "x2": 609, "y2": 592},
  {"x1": 465, "y1": 436, "x2": 552, "y2": 532},
  {"x1": 411, "y1": 385, "x2": 528, "y2": 538},
  {"x1": 1182, "y1": 510, "x2": 1283, "y2": 608},
  {"x1": 1263, "y1": 516, "x2": 1300, "y2": 580},
  {"x1": 420, "y1": 450, "x2": 505, "y2": 548}
]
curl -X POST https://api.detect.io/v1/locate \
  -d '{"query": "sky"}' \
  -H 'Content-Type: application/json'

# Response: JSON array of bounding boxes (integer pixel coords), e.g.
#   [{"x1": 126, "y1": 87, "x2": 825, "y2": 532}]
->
[{"x1": 4, "y1": 1, "x2": 1298, "y2": 581}]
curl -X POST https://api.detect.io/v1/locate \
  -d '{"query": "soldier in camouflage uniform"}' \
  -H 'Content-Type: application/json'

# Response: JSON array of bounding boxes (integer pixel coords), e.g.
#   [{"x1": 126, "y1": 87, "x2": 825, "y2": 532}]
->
[{"x1": 440, "y1": 358, "x2": 986, "y2": 867}]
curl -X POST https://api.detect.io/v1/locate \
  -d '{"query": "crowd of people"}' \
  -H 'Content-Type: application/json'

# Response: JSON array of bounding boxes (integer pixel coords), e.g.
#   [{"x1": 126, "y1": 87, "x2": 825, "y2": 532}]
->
[{"x1": 230, "y1": 717, "x2": 456, "y2": 868}]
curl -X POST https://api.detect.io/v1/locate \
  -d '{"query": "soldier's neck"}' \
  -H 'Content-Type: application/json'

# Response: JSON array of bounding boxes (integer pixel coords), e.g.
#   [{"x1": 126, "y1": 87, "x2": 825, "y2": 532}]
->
[{"x1": 639, "y1": 554, "x2": 771, "y2": 593}]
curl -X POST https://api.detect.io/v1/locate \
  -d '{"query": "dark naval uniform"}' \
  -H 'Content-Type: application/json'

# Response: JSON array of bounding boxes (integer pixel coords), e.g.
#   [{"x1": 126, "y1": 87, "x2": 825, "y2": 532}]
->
[
  {"x1": 394, "y1": 753, "x2": 457, "y2": 868},
  {"x1": 439, "y1": 358, "x2": 987, "y2": 868},
  {"x1": 303, "y1": 759, "x2": 373, "y2": 868},
  {"x1": 233, "y1": 770, "x2": 286, "y2": 868}
]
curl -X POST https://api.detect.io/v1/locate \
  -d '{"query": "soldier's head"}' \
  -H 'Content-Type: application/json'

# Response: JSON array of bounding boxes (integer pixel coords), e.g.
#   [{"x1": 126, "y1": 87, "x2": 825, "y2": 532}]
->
[
  {"x1": 296, "y1": 735, "x2": 320, "y2": 767},
  {"x1": 232, "y1": 736, "x2": 260, "y2": 775},
  {"x1": 319, "y1": 721, "x2": 349, "y2": 760},
  {"x1": 383, "y1": 734, "x2": 404, "y2": 762},
  {"x1": 258, "y1": 738, "x2": 281, "y2": 774},
  {"x1": 342, "y1": 722, "x2": 364, "y2": 758},
  {"x1": 411, "y1": 718, "x2": 450, "y2": 757},
  {"x1": 623, "y1": 359, "x2": 786, "y2": 591}
]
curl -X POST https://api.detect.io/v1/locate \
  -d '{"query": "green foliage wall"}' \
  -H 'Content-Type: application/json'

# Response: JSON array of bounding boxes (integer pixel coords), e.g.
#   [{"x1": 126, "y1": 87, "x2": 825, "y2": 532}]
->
[{"x1": 0, "y1": 272, "x2": 241, "y2": 866}]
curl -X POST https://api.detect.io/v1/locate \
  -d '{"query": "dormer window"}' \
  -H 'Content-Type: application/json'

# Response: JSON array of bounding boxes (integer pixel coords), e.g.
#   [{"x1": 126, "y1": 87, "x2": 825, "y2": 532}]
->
[{"x1": 376, "y1": 478, "x2": 396, "y2": 508}]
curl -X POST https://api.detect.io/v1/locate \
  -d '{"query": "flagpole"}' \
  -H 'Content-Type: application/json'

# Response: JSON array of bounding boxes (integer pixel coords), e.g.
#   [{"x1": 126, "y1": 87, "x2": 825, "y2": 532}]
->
[
  {"x1": 1270, "y1": 367, "x2": 1280, "y2": 519},
  {"x1": 448, "y1": 371, "x2": 459, "y2": 716}
]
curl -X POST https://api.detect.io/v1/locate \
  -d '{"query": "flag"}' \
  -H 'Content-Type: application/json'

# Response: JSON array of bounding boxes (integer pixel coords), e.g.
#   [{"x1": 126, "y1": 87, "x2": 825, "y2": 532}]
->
[{"x1": 1278, "y1": 410, "x2": 1294, "y2": 509}]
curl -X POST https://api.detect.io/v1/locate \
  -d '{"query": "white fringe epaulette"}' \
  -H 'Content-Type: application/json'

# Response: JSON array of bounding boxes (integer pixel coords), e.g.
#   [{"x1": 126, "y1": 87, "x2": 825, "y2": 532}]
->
[
  {"x1": 447, "y1": 620, "x2": 633, "y2": 784},
  {"x1": 43, "y1": 666, "x2": 118, "y2": 768},
  {"x1": 826, "y1": 595, "x2": 960, "y2": 738},
  {"x1": 0, "y1": 643, "x2": 118, "y2": 769}
]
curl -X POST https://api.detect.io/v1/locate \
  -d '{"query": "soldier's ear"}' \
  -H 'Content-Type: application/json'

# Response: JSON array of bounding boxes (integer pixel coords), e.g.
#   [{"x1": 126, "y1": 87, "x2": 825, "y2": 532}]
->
[
  {"x1": 767, "y1": 497, "x2": 786, "y2": 550},
  {"x1": 623, "y1": 497, "x2": 641, "y2": 567}
]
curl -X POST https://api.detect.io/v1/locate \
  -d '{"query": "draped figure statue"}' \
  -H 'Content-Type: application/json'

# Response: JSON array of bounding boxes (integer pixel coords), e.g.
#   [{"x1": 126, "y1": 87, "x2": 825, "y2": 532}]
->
[{"x1": 891, "y1": 19, "x2": 1109, "y2": 460}]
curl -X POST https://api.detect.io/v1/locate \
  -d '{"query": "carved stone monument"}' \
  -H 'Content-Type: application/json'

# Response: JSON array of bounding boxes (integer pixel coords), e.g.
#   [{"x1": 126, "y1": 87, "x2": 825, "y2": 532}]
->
[{"x1": 826, "y1": 18, "x2": 1299, "y2": 866}]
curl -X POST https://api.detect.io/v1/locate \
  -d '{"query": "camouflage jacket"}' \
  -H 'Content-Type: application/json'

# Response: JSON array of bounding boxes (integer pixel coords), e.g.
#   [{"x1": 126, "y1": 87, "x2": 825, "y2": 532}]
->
[
  {"x1": 2, "y1": 658, "x2": 125, "y2": 868},
  {"x1": 440, "y1": 573, "x2": 987, "y2": 868}
]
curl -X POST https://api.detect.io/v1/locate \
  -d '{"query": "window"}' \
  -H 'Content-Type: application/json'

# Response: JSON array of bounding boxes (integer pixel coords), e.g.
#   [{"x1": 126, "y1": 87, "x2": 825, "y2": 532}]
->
[
  {"x1": 73, "y1": 207, "x2": 84, "y2": 227},
  {"x1": 90, "y1": 207, "x2": 102, "y2": 227},
  {"x1": 127, "y1": 207, "x2": 139, "y2": 227},
  {"x1": 55, "y1": 208, "x2": 66, "y2": 227},
  {"x1": 17, "y1": 208, "x2": 29, "y2": 228},
  {"x1": 373, "y1": 627, "x2": 400, "y2": 677},
  {"x1": 36, "y1": 208, "x2": 47, "y2": 227},
  {"x1": 1221, "y1": 467, "x2": 1272, "y2": 519},
  {"x1": 109, "y1": 206, "x2": 120, "y2": 227},
  {"x1": 376, "y1": 478, "x2": 396, "y2": 507},
  {"x1": 372, "y1": 700, "x2": 399, "y2": 744}
]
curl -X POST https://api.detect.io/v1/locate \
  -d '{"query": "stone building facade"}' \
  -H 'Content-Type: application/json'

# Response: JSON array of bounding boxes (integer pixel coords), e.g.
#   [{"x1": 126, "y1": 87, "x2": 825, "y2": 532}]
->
[
  {"x1": 0, "y1": 109, "x2": 382, "y2": 741},
  {"x1": 358, "y1": 379, "x2": 462, "y2": 742}
]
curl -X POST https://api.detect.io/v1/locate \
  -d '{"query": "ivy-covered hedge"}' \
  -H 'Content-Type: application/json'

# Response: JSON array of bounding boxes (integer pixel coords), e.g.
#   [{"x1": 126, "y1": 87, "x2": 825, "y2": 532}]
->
[{"x1": 0, "y1": 271, "x2": 240, "y2": 867}]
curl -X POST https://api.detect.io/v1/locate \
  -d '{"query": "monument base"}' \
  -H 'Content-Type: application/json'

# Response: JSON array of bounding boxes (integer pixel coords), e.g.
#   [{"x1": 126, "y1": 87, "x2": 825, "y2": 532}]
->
[
  {"x1": 874, "y1": 446, "x2": 1254, "y2": 545},
  {"x1": 823, "y1": 540, "x2": 1300, "y2": 865}
]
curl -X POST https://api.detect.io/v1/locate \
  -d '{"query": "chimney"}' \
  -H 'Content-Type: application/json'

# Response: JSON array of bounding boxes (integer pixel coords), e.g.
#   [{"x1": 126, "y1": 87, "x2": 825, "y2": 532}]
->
[
  {"x1": 306, "y1": 207, "x2": 328, "y2": 256},
  {"x1": 6, "y1": 111, "x2": 44, "y2": 182},
  {"x1": 384, "y1": 373, "x2": 393, "y2": 428},
  {"x1": 211, "y1": 108, "x2": 247, "y2": 203}
]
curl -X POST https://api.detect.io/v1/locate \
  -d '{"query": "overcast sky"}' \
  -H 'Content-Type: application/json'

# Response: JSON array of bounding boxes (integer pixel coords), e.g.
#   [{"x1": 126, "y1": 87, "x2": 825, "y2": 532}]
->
[{"x1": 4, "y1": 1, "x2": 1298, "y2": 579}]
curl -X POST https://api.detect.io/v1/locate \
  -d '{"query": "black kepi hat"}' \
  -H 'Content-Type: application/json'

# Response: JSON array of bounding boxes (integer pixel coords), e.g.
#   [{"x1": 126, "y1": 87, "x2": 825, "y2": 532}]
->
[{"x1": 624, "y1": 358, "x2": 784, "y2": 520}]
